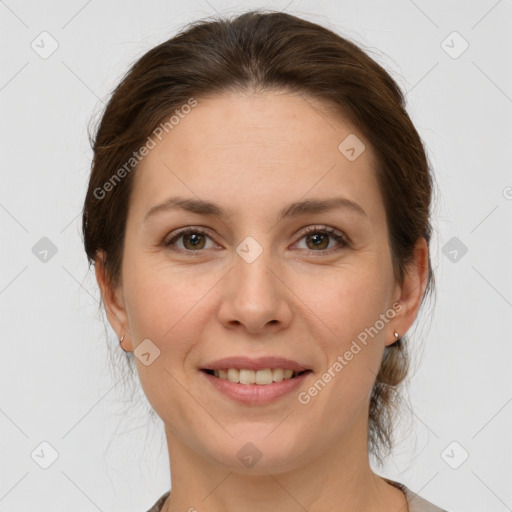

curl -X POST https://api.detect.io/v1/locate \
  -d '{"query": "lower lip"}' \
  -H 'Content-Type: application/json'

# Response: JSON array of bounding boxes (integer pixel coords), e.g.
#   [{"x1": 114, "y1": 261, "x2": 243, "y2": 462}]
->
[{"x1": 200, "y1": 370, "x2": 311, "y2": 405}]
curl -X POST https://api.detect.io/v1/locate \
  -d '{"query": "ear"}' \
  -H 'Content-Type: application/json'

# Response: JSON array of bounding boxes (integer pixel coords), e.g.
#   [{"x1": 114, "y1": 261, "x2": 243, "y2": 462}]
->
[
  {"x1": 94, "y1": 250, "x2": 133, "y2": 351},
  {"x1": 388, "y1": 237, "x2": 429, "y2": 346}
]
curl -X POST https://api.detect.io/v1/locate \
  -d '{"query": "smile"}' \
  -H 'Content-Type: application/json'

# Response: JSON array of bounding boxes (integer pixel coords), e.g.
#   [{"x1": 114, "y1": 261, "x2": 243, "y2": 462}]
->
[
  {"x1": 202, "y1": 368, "x2": 309, "y2": 385},
  {"x1": 200, "y1": 368, "x2": 312, "y2": 404}
]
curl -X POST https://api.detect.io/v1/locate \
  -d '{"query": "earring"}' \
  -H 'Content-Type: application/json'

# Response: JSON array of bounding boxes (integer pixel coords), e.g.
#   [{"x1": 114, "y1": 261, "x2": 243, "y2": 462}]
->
[
  {"x1": 119, "y1": 334, "x2": 129, "y2": 352},
  {"x1": 386, "y1": 331, "x2": 400, "y2": 349}
]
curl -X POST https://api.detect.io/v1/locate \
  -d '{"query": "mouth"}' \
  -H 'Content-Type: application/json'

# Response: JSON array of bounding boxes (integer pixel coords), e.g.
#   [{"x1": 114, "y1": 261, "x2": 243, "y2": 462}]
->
[
  {"x1": 199, "y1": 356, "x2": 313, "y2": 403},
  {"x1": 200, "y1": 368, "x2": 312, "y2": 385},
  {"x1": 200, "y1": 366, "x2": 313, "y2": 404}
]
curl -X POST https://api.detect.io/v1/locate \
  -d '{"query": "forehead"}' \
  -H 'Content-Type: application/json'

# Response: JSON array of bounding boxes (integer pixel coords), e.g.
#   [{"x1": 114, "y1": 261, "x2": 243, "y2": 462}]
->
[{"x1": 131, "y1": 90, "x2": 383, "y2": 222}]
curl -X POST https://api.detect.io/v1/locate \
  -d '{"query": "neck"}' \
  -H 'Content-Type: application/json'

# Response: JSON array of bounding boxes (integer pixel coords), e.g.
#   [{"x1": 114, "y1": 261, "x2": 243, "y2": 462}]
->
[{"x1": 162, "y1": 410, "x2": 407, "y2": 512}]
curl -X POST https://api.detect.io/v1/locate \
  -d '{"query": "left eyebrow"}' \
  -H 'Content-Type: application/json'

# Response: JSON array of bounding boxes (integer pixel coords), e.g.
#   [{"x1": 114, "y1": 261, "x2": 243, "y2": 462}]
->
[
  {"x1": 279, "y1": 197, "x2": 367, "y2": 219},
  {"x1": 144, "y1": 195, "x2": 367, "y2": 222}
]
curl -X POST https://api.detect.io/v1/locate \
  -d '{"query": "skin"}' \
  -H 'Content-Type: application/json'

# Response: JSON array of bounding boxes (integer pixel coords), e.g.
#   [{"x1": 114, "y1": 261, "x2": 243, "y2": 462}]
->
[{"x1": 96, "y1": 89, "x2": 428, "y2": 512}]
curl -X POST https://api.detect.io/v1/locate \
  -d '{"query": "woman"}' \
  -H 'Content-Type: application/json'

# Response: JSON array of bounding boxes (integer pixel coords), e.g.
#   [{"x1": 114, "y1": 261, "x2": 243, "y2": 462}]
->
[{"x1": 82, "y1": 10, "x2": 448, "y2": 512}]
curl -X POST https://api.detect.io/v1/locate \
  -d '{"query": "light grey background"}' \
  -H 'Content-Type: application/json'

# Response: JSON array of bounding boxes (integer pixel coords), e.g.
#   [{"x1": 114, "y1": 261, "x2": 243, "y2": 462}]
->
[{"x1": 1, "y1": 0, "x2": 511, "y2": 511}]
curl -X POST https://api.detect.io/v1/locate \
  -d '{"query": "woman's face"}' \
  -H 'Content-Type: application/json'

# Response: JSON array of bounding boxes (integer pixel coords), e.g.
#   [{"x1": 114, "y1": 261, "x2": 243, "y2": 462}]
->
[{"x1": 98, "y1": 90, "x2": 424, "y2": 473}]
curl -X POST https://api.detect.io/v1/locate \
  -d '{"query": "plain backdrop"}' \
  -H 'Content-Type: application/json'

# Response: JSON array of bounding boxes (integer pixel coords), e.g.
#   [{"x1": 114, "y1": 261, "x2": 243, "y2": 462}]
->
[{"x1": 1, "y1": 1, "x2": 511, "y2": 511}]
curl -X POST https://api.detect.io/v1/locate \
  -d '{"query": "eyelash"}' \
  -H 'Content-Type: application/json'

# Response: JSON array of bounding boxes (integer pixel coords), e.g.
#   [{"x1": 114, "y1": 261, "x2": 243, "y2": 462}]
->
[{"x1": 163, "y1": 225, "x2": 350, "y2": 256}]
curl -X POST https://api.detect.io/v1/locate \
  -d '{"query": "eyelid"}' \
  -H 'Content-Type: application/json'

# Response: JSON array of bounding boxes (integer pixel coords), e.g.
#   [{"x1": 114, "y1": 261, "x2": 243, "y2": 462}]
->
[
  {"x1": 163, "y1": 226, "x2": 219, "y2": 249},
  {"x1": 297, "y1": 224, "x2": 349, "y2": 242},
  {"x1": 293, "y1": 225, "x2": 350, "y2": 253},
  {"x1": 163, "y1": 224, "x2": 350, "y2": 253}
]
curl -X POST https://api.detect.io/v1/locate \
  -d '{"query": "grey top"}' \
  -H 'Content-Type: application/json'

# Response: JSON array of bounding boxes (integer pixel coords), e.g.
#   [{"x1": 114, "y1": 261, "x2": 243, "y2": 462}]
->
[
  {"x1": 384, "y1": 478, "x2": 449, "y2": 511},
  {"x1": 146, "y1": 478, "x2": 448, "y2": 511}
]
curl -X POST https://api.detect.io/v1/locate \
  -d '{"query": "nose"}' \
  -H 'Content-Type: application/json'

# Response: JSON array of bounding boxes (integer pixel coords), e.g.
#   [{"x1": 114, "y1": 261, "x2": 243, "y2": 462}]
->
[{"x1": 217, "y1": 245, "x2": 293, "y2": 335}]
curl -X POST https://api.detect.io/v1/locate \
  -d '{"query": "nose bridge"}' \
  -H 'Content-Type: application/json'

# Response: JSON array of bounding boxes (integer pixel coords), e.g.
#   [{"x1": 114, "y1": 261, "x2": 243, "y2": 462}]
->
[
  {"x1": 233, "y1": 234, "x2": 279, "y2": 305},
  {"x1": 217, "y1": 233, "x2": 292, "y2": 332}
]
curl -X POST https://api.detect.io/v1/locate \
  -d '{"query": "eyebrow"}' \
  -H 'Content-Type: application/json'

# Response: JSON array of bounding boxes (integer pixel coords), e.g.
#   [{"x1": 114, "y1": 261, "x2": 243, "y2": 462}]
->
[{"x1": 144, "y1": 195, "x2": 367, "y2": 222}]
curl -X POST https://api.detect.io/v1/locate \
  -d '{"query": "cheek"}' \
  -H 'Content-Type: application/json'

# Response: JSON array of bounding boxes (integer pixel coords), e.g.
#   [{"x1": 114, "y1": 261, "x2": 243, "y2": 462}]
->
[
  {"x1": 123, "y1": 263, "x2": 216, "y2": 417},
  {"x1": 299, "y1": 261, "x2": 390, "y2": 392},
  {"x1": 123, "y1": 255, "x2": 217, "y2": 344},
  {"x1": 301, "y1": 262, "x2": 390, "y2": 339}
]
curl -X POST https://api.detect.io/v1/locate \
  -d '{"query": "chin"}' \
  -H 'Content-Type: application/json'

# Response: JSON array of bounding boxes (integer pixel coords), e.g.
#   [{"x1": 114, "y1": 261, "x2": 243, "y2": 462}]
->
[{"x1": 205, "y1": 428, "x2": 310, "y2": 475}]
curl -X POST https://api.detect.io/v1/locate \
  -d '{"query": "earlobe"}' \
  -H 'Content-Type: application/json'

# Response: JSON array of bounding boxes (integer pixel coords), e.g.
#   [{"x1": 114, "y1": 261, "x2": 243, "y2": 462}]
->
[{"x1": 94, "y1": 251, "x2": 132, "y2": 350}]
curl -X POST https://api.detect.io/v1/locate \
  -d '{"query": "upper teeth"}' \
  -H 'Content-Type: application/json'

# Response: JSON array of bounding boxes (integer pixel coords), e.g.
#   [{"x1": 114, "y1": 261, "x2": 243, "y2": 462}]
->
[{"x1": 213, "y1": 368, "x2": 296, "y2": 385}]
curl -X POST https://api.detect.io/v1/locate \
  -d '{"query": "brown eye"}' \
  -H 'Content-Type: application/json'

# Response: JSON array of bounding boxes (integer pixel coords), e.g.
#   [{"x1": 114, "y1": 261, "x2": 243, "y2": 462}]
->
[
  {"x1": 182, "y1": 232, "x2": 206, "y2": 250},
  {"x1": 164, "y1": 228, "x2": 215, "y2": 251},
  {"x1": 305, "y1": 232, "x2": 330, "y2": 250},
  {"x1": 296, "y1": 226, "x2": 349, "y2": 254}
]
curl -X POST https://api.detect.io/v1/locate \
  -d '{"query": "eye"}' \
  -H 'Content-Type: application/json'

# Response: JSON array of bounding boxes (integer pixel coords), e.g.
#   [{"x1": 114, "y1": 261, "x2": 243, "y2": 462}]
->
[
  {"x1": 163, "y1": 225, "x2": 350, "y2": 255},
  {"x1": 294, "y1": 225, "x2": 349, "y2": 254},
  {"x1": 163, "y1": 227, "x2": 217, "y2": 252}
]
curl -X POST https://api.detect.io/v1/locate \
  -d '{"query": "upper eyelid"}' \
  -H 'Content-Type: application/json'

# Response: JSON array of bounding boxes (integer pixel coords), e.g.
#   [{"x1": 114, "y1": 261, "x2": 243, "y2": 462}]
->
[{"x1": 165, "y1": 225, "x2": 349, "y2": 248}]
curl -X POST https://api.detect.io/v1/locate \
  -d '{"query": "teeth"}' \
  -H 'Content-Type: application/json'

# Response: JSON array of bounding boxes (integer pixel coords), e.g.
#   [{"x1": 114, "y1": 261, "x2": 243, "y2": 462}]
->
[
  {"x1": 272, "y1": 368, "x2": 284, "y2": 382},
  {"x1": 240, "y1": 369, "x2": 256, "y2": 385},
  {"x1": 255, "y1": 369, "x2": 273, "y2": 384},
  {"x1": 227, "y1": 368, "x2": 239, "y2": 383},
  {"x1": 283, "y1": 369, "x2": 294, "y2": 379},
  {"x1": 212, "y1": 368, "x2": 298, "y2": 385}
]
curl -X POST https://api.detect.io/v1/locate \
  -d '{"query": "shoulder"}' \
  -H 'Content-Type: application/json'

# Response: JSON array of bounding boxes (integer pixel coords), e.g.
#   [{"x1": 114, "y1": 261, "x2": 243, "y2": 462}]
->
[
  {"x1": 146, "y1": 490, "x2": 170, "y2": 512},
  {"x1": 403, "y1": 486, "x2": 450, "y2": 512},
  {"x1": 385, "y1": 478, "x2": 449, "y2": 512},
  {"x1": 146, "y1": 484, "x2": 450, "y2": 512}
]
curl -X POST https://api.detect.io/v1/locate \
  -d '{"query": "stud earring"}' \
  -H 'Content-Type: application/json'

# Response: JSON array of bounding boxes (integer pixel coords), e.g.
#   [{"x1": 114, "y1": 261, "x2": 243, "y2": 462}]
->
[
  {"x1": 119, "y1": 334, "x2": 129, "y2": 352},
  {"x1": 387, "y1": 331, "x2": 400, "y2": 348}
]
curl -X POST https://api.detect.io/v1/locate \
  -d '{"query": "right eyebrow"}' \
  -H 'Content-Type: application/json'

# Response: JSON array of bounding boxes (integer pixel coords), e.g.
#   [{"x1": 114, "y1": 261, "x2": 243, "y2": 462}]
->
[{"x1": 144, "y1": 195, "x2": 367, "y2": 223}]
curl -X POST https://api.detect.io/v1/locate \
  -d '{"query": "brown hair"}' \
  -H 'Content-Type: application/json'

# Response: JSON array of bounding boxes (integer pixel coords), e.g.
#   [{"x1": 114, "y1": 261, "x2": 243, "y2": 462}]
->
[{"x1": 82, "y1": 9, "x2": 435, "y2": 465}]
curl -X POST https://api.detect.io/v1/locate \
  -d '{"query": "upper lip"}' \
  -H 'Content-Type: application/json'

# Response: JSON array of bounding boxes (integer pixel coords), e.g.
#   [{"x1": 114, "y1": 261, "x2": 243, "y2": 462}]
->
[{"x1": 201, "y1": 356, "x2": 311, "y2": 372}]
